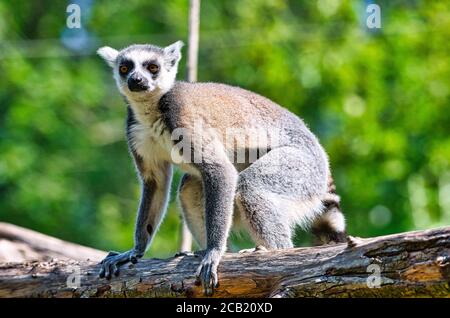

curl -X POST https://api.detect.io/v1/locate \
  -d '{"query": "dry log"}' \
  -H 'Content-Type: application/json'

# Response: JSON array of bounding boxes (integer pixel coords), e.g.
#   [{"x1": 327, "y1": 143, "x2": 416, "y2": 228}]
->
[
  {"x1": 0, "y1": 227, "x2": 449, "y2": 298},
  {"x1": 0, "y1": 222, "x2": 106, "y2": 263}
]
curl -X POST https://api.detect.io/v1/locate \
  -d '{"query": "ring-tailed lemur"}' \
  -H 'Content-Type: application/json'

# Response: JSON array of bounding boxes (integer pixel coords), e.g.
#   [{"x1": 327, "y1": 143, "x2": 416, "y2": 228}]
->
[{"x1": 97, "y1": 41, "x2": 347, "y2": 295}]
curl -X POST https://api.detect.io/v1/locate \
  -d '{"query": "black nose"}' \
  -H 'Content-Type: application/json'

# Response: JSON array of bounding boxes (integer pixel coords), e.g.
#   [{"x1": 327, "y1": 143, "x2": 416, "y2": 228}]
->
[{"x1": 128, "y1": 75, "x2": 148, "y2": 92}]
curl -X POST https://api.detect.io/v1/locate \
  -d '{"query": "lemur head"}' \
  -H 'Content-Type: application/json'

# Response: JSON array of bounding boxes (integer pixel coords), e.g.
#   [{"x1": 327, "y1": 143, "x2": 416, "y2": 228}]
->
[{"x1": 97, "y1": 41, "x2": 184, "y2": 98}]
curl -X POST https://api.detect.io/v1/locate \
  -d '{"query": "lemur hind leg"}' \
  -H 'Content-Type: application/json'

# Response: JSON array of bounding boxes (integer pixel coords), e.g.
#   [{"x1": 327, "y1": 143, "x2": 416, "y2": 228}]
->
[
  {"x1": 178, "y1": 173, "x2": 246, "y2": 253},
  {"x1": 235, "y1": 146, "x2": 328, "y2": 250},
  {"x1": 178, "y1": 174, "x2": 207, "y2": 250}
]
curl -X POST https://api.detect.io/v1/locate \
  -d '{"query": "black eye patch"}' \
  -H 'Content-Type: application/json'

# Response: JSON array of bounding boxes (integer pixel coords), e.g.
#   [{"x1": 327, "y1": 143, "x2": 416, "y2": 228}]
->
[
  {"x1": 143, "y1": 60, "x2": 160, "y2": 78},
  {"x1": 118, "y1": 59, "x2": 134, "y2": 77}
]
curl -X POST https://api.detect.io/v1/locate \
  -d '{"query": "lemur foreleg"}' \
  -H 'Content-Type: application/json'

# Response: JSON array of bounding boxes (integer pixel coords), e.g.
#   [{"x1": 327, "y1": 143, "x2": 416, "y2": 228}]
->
[
  {"x1": 193, "y1": 161, "x2": 238, "y2": 295},
  {"x1": 99, "y1": 162, "x2": 172, "y2": 278}
]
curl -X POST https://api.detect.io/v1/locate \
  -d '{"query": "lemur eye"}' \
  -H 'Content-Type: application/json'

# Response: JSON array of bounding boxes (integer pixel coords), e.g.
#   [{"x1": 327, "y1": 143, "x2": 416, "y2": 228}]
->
[
  {"x1": 147, "y1": 64, "x2": 159, "y2": 74},
  {"x1": 119, "y1": 65, "x2": 128, "y2": 74}
]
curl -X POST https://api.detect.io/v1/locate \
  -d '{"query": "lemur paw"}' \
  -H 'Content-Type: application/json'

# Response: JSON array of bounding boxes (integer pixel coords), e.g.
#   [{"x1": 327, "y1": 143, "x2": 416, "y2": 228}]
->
[
  {"x1": 99, "y1": 250, "x2": 141, "y2": 279},
  {"x1": 195, "y1": 249, "x2": 221, "y2": 296}
]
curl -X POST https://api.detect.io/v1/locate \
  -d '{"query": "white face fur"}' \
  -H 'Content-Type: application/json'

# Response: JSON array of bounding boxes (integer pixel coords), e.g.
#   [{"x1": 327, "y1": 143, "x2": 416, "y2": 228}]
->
[{"x1": 97, "y1": 41, "x2": 184, "y2": 101}]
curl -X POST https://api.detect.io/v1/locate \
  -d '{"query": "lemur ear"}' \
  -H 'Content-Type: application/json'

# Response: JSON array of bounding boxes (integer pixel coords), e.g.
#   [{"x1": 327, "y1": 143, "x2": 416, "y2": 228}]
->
[
  {"x1": 97, "y1": 46, "x2": 119, "y2": 68},
  {"x1": 163, "y1": 40, "x2": 184, "y2": 67}
]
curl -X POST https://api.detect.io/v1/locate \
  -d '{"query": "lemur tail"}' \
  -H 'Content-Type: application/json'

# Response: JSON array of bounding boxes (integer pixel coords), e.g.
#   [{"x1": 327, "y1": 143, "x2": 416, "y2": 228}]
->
[{"x1": 311, "y1": 175, "x2": 347, "y2": 245}]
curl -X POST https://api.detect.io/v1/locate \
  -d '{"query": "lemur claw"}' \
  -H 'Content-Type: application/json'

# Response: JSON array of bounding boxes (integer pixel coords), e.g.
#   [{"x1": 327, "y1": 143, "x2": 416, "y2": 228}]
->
[
  {"x1": 130, "y1": 255, "x2": 138, "y2": 264},
  {"x1": 195, "y1": 249, "x2": 220, "y2": 296},
  {"x1": 99, "y1": 250, "x2": 140, "y2": 279}
]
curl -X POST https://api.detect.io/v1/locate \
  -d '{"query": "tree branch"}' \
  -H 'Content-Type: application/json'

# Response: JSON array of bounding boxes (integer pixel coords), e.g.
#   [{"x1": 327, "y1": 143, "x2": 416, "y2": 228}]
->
[
  {"x1": 0, "y1": 222, "x2": 105, "y2": 263},
  {"x1": 0, "y1": 227, "x2": 449, "y2": 298}
]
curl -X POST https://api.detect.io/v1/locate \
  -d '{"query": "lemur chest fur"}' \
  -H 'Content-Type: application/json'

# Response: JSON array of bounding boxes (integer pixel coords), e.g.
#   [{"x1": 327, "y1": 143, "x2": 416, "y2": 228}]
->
[
  {"x1": 129, "y1": 112, "x2": 200, "y2": 177},
  {"x1": 131, "y1": 117, "x2": 171, "y2": 160}
]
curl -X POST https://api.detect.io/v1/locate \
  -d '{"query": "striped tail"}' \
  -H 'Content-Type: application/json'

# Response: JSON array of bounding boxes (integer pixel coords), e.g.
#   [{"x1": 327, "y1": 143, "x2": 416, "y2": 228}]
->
[{"x1": 311, "y1": 175, "x2": 347, "y2": 245}]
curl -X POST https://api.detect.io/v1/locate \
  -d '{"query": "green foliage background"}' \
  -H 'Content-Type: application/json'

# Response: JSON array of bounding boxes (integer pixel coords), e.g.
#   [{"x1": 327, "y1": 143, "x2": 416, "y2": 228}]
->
[{"x1": 0, "y1": 0, "x2": 448, "y2": 258}]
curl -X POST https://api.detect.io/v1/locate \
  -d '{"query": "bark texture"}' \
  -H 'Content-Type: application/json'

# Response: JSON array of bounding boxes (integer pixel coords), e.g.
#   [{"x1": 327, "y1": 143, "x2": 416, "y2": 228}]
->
[
  {"x1": 0, "y1": 222, "x2": 105, "y2": 263},
  {"x1": 0, "y1": 227, "x2": 449, "y2": 298}
]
